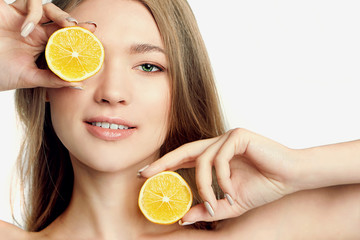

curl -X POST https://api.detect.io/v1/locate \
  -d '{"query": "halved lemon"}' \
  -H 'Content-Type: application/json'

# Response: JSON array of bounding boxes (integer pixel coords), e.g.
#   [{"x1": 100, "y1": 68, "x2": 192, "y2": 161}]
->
[
  {"x1": 45, "y1": 26, "x2": 104, "y2": 82},
  {"x1": 138, "y1": 171, "x2": 193, "y2": 225}
]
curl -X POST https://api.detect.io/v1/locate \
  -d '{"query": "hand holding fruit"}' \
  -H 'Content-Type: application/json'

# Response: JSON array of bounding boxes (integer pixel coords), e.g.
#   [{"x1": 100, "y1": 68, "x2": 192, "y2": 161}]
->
[
  {"x1": 140, "y1": 128, "x2": 300, "y2": 223},
  {"x1": 0, "y1": 0, "x2": 96, "y2": 91}
]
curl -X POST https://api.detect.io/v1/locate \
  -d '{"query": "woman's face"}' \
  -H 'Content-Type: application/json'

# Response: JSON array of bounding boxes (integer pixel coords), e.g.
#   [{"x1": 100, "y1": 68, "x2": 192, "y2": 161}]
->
[{"x1": 47, "y1": 0, "x2": 170, "y2": 172}]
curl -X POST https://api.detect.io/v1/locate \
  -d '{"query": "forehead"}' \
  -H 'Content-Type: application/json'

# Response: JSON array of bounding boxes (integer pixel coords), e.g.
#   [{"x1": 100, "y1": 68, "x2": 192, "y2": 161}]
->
[{"x1": 69, "y1": 0, "x2": 163, "y2": 49}]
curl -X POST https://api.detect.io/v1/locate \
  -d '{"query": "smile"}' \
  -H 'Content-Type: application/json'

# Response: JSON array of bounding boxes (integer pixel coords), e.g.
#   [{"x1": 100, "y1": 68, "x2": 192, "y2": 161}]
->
[
  {"x1": 89, "y1": 122, "x2": 135, "y2": 130},
  {"x1": 85, "y1": 118, "x2": 136, "y2": 141}
]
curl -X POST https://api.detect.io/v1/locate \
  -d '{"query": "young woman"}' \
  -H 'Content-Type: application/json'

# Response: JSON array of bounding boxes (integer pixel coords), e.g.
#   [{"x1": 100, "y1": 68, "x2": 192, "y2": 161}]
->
[{"x1": 0, "y1": 0, "x2": 359, "y2": 239}]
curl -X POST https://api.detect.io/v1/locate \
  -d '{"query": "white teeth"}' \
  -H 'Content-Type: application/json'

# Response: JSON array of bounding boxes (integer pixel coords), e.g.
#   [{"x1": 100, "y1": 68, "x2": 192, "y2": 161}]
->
[
  {"x1": 101, "y1": 122, "x2": 110, "y2": 128},
  {"x1": 91, "y1": 122, "x2": 131, "y2": 130}
]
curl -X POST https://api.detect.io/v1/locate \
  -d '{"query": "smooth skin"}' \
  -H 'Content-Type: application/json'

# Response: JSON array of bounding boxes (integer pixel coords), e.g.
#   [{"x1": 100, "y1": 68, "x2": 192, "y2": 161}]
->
[{"x1": 1, "y1": 0, "x2": 360, "y2": 239}]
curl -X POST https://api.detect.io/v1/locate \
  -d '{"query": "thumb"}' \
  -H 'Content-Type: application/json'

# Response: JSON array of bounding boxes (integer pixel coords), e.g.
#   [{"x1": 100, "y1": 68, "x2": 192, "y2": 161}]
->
[{"x1": 25, "y1": 67, "x2": 82, "y2": 89}]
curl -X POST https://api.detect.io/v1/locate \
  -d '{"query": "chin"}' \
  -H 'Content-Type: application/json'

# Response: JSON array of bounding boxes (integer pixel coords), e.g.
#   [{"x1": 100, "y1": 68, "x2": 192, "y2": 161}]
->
[{"x1": 69, "y1": 149, "x2": 158, "y2": 174}]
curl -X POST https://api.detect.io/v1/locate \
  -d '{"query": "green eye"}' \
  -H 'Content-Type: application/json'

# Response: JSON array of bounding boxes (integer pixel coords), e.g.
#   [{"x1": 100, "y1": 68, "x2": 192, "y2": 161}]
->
[{"x1": 140, "y1": 64, "x2": 160, "y2": 72}]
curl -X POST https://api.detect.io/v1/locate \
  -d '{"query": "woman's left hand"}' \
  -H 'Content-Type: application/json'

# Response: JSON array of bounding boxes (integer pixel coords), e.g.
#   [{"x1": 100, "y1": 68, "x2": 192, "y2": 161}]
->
[{"x1": 139, "y1": 128, "x2": 300, "y2": 223}]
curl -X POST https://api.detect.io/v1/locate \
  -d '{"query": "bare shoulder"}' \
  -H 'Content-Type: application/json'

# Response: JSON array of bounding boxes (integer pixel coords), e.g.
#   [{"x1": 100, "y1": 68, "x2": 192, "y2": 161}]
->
[
  {"x1": 217, "y1": 184, "x2": 360, "y2": 240},
  {"x1": 0, "y1": 220, "x2": 29, "y2": 240}
]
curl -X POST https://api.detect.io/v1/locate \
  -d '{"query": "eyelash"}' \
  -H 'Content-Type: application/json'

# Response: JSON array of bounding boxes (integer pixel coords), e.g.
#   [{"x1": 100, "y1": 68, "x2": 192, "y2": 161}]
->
[{"x1": 136, "y1": 63, "x2": 164, "y2": 73}]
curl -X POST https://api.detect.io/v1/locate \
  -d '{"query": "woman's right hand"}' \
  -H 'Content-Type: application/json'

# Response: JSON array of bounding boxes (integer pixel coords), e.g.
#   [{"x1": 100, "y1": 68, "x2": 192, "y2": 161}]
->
[{"x1": 0, "y1": 0, "x2": 91, "y2": 91}]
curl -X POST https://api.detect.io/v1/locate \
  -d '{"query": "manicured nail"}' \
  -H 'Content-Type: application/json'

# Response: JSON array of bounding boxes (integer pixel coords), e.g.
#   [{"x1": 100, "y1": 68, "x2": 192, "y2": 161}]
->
[
  {"x1": 84, "y1": 21, "x2": 97, "y2": 28},
  {"x1": 66, "y1": 17, "x2": 78, "y2": 25},
  {"x1": 204, "y1": 201, "x2": 214, "y2": 217},
  {"x1": 69, "y1": 86, "x2": 83, "y2": 90},
  {"x1": 137, "y1": 165, "x2": 149, "y2": 177},
  {"x1": 21, "y1": 22, "x2": 35, "y2": 38},
  {"x1": 178, "y1": 220, "x2": 196, "y2": 226},
  {"x1": 225, "y1": 193, "x2": 234, "y2": 206}
]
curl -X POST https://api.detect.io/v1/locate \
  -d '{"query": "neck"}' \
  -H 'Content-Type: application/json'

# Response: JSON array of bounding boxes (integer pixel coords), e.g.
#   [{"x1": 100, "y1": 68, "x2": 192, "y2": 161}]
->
[
  {"x1": 43, "y1": 156, "x2": 179, "y2": 240},
  {"x1": 66, "y1": 170, "x2": 145, "y2": 239}
]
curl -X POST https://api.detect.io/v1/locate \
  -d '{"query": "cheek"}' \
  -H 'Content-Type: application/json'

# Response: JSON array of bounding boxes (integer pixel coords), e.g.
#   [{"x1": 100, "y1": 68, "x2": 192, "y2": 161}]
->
[
  {"x1": 47, "y1": 89, "x2": 84, "y2": 132},
  {"x1": 145, "y1": 83, "x2": 170, "y2": 123},
  {"x1": 47, "y1": 88, "x2": 87, "y2": 110},
  {"x1": 138, "y1": 81, "x2": 171, "y2": 140}
]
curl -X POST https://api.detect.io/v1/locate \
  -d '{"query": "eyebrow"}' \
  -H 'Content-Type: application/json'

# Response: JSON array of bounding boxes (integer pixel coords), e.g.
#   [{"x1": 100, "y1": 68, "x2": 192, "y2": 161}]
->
[{"x1": 129, "y1": 43, "x2": 166, "y2": 55}]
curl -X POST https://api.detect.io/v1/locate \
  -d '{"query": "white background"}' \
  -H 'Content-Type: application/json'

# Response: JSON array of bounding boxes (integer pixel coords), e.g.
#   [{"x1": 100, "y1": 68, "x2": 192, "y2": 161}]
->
[{"x1": 1, "y1": 0, "x2": 360, "y2": 225}]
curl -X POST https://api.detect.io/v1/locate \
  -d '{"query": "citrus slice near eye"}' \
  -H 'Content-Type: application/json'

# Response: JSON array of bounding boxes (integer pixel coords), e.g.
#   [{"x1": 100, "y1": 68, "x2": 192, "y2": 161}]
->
[
  {"x1": 45, "y1": 26, "x2": 104, "y2": 82},
  {"x1": 138, "y1": 171, "x2": 193, "y2": 225}
]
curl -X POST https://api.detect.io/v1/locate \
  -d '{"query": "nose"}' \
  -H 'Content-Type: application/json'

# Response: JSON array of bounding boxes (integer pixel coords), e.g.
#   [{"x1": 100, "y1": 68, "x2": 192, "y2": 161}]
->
[{"x1": 93, "y1": 62, "x2": 131, "y2": 105}]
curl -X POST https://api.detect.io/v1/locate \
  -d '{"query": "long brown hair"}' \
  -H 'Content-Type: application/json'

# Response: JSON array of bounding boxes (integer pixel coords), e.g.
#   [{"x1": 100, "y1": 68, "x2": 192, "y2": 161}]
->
[{"x1": 14, "y1": 0, "x2": 225, "y2": 232}]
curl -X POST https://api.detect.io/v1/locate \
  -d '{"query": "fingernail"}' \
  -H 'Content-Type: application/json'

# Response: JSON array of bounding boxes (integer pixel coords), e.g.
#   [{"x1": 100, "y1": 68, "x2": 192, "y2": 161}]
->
[
  {"x1": 66, "y1": 17, "x2": 79, "y2": 25},
  {"x1": 21, "y1": 22, "x2": 35, "y2": 38},
  {"x1": 69, "y1": 86, "x2": 83, "y2": 90},
  {"x1": 204, "y1": 201, "x2": 214, "y2": 217},
  {"x1": 178, "y1": 220, "x2": 196, "y2": 226},
  {"x1": 225, "y1": 193, "x2": 234, "y2": 206},
  {"x1": 137, "y1": 165, "x2": 149, "y2": 177},
  {"x1": 84, "y1": 21, "x2": 97, "y2": 28}
]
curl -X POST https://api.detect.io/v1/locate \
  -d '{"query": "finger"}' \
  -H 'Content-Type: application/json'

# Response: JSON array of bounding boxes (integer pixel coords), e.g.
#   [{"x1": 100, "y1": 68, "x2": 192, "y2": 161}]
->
[
  {"x1": 158, "y1": 161, "x2": 196, "y2": 172},
  {"x1": 77, "y1": 21, "x2": 97, "y2": 32},
  {"x1": 20, "y1": 0, "x2": 43, "y2": 37},
  {"x1": 195, "y1": 134, "x2": 231, "y2": 216},
  {"x1": 140, "y1": 137, "x2": 220, "y2": 177},
  {"x1": 24, "y1": 67, "x2": 83, "y2": 89},
  {"x1": 38, "y1": 3, "x2": 78, "y2": 38},
  {"x1": 180, "y1": 199, "x2": 246, "y2": 224},
  {"x1": 41, "y1": 3, "x2": 77, "y2": 27},
  {"x1": 42, "y1": 3, "x2": 98, "y2": 32},
  {"x1": 213, "y1": 131, "x2": 240, "y2": 204},
  {"x1": 41, "y1": 4, "x2": 97, "y2": 38}
]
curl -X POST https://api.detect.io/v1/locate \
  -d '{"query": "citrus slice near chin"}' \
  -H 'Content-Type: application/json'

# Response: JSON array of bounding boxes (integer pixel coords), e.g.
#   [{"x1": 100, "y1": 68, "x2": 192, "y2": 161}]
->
[
  {"x1": 138, "y1": 171, "x2": 193, "y2": 225},
  {"x1": 45, "y1": 26, "x2": 104, "y2": 82}
]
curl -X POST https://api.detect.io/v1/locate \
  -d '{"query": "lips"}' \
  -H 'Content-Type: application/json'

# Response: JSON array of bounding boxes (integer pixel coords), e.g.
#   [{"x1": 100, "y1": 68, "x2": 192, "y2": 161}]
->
[{"x1": 85, "y1": 117, "x2": 136, "y2": 141}]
